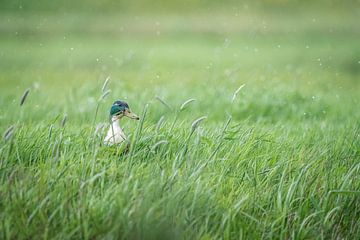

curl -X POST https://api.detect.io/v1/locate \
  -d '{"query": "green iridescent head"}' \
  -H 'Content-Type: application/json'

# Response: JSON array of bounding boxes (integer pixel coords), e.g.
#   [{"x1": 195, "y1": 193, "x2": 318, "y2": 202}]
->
[{"x1": 110, "y1": 100, "x2": 139, "y2": 120}]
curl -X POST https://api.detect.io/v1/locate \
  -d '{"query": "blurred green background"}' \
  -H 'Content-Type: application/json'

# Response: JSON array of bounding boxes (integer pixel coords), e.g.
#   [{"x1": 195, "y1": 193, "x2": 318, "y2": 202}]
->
[
  {"x1": 1, "y1": 0, "x2": 359, "y2": 125},
  {"x1": 1, "y1": 0, "x2": 359, "y2": 13}
]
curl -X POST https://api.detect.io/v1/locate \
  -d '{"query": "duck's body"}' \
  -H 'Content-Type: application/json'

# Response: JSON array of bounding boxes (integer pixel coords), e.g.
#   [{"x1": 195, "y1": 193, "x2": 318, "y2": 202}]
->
[
  {"x1": 103, "y1": 100, "x2": 139, "y2": 146},
  {"x1": 104, "y1": 116, "x2": 126, "y2": 145}
]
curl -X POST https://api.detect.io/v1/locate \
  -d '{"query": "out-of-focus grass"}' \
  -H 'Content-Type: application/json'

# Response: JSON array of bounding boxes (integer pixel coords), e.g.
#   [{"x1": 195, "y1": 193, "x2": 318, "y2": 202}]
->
[{"x1": 0, "y1": 5, "x2": 359, "y2": 240}]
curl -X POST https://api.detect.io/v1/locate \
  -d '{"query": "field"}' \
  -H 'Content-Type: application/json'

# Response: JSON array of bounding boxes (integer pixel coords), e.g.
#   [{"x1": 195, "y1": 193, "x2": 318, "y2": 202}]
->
[{"x1": 0, "y1": 2, "x2": 360, "y2": 239}]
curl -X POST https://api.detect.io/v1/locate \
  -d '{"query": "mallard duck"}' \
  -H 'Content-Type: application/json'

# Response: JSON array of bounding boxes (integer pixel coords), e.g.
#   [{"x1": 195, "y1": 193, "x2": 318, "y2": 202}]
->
[{"x1": 104, "y1": 100, "x2": 139, "y2": 146}]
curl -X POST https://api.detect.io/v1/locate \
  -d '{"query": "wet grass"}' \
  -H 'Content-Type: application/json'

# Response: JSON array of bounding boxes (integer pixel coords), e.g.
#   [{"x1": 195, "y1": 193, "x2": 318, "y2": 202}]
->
[{"x1": 0, "y1": 9, "x2": 359, "y2": 239}]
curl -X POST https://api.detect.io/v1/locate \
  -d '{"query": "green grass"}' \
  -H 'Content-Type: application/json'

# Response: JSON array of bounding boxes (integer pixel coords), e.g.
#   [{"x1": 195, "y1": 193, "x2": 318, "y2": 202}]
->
[{"x1": 0, "y1": 7, "x2": 360, "y2": 239}]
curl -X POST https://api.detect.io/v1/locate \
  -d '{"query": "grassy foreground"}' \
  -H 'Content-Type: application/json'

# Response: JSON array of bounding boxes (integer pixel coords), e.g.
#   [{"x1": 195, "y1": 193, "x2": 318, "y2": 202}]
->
[{"x1": 0, "y1": 8, "x2": 360, "y2": 240}]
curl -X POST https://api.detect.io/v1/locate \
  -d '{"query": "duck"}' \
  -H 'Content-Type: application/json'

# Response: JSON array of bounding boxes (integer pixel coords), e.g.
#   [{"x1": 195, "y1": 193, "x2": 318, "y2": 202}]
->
[{"x1": 104, "y1": 100, "x2": 139, "y2": 146}]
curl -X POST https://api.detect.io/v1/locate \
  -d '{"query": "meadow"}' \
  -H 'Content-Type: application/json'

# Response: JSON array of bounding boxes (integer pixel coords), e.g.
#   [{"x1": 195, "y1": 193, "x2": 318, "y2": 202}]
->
[{"x1": 0, "y1": 2, "x2": 360, "y2": 239}]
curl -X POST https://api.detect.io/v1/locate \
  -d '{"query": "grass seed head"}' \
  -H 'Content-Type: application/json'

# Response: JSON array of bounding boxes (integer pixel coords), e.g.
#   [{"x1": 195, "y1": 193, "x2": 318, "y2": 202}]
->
[
  {"x1": 156, "y1": 116, "x2": 165, "y2": 133},
  {"x1": 102, "y1": 76, "x2": 110, "y2": 93},
  {"x1": 155, "y1": 96, "x2": 172, "y2": 110},
  {"x1": 61, "y1": 114, "x2": 67, "y2": 128},
  {"x1": 48, "y1": 124, "x2": 53, "y2": 139},
  {"x1": 231, "y1": 84, "x2": 246, "y2": 103},
  {"x1": 180, "y1": 98, "x2": 196, "y2": 111},
  {"x1": 191, "y1": 116, "x2": 207, "y2": 132},
  {"x1": 99, "y1": 90, "x2": 111, "y2": 101},
  {"x1": 151, "y1": 140, "x2": 168, "y2": 152},
  {"x1": 3, "y1": 125, "x2": 15, "y2": 142},
  {"x1": 20, "y1": 89, "x2": 30, "y2": 106}
]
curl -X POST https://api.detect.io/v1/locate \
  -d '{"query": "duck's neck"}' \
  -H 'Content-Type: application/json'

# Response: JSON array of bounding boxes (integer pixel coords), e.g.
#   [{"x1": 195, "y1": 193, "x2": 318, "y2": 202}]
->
[
  {"x1": 104, "y1": 116, "x2": 126, "y2": 145},
  {"x1": 110, "y1": 116, "x2": 122, "y2": 133}
]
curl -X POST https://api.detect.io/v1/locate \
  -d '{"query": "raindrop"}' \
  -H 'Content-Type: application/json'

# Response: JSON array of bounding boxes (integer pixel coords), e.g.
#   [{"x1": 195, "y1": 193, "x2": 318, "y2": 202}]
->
[
  {"x1": 33, "y1": 82, "x2": 40, "y2": 89},
  {"x1": 223, "y1": 38, "x2": 230, "y2": 48}
]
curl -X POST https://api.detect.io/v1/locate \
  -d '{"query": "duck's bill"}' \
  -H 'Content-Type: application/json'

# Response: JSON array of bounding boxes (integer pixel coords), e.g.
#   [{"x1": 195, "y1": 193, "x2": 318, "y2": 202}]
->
[{"x1": 124, "y1": 110, "x2": 140, "y2": 120}]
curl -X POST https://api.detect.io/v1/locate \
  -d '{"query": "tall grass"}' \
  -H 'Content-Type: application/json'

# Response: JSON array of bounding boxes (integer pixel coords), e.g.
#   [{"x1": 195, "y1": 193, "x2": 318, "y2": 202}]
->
[
  {"x1": 0, "y1": 7, "x2": 360, "y2": 240},
  {"x1": 0, "y1": 88, "x2": 359, "y2": 239}
]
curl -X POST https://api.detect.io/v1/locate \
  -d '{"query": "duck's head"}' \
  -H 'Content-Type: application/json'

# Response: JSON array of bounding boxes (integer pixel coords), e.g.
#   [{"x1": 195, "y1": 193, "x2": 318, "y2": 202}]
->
[{"x1": 110, "y1": 100, "x2": 140, "y2": 121}]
